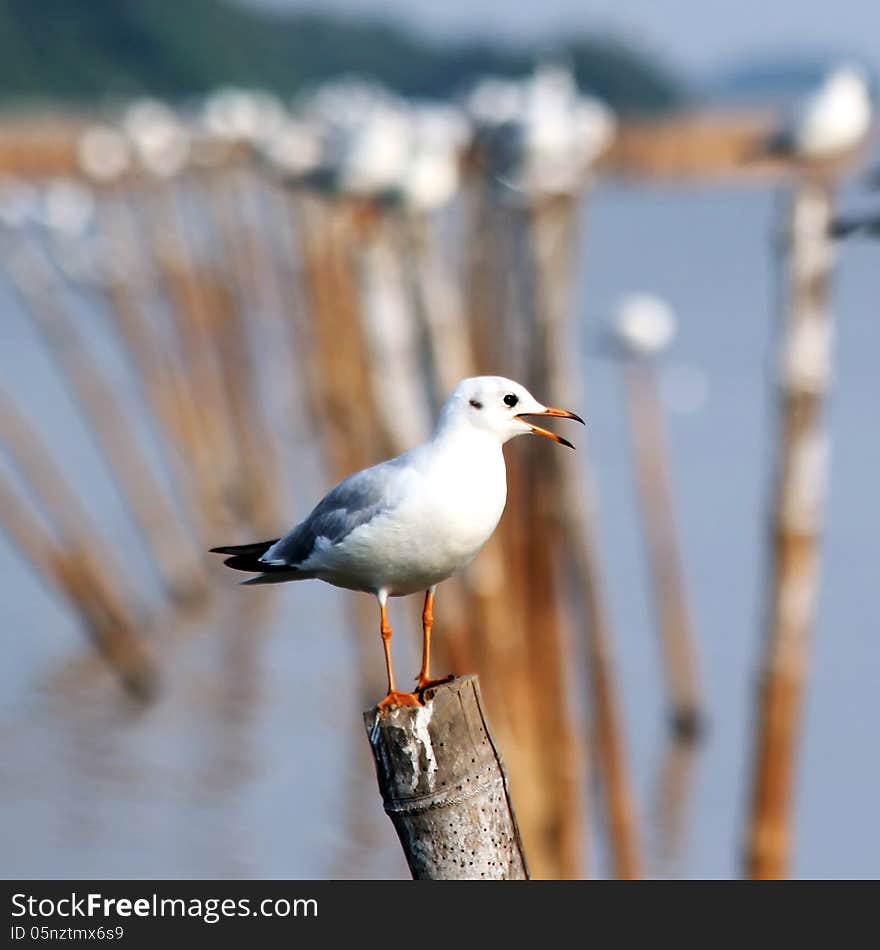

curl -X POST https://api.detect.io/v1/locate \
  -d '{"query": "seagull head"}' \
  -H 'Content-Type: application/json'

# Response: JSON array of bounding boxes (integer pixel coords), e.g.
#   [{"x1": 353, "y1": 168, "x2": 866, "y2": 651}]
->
[{"x1": 438, "y1": 375, "x2": 584, "y2": 448}]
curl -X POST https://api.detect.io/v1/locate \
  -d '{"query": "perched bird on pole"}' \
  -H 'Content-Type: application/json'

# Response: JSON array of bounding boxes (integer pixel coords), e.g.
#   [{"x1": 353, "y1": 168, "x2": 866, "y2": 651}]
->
[
  {"x1": 746, "y1": 64, "x2": 873, "y2": 166},
  {"x1": 212, "y1": 376, "x2": 583, "y2": 709}
]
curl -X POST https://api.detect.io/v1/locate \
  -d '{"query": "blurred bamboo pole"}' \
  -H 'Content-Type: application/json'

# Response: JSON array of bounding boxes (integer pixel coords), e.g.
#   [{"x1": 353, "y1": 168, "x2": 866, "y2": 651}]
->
[
  {"x1": 396, "y1": 211, "x2": 474, "y2": 410},
  {"x1": 623, "y1": 352, "x2": 703, "y2": 875},
  {"x1": 291, "y1": 190, "x2": 563, "y2": 873},
  {"x1": 446, "y1": 185, "x2": 572, "y2": 877},
  {"x1": 196, "y1": 163, "x2": 289, "y2": 533},
  {"x1": 0, "y1": 229, "x2": 207, "y2": 604},
  {"x1": 93, "y1": 188, "x2": 224, "y2": 545},
  {"x1": 389, "y1": 204, "x2": 560, "y2": 869},
  {"x1": 0, "y1": 469, "x2": 156, "y2": 699},
  {"x1": 139, "y1": 177, "x2": 245, "y2": 529},
  {"x1": 519, "y1": 193, "x2": 642, "y2": 879},
  {"x1": 352, "y1": 210, "x2": 433, "y2": 451},
  {"x1": 292, "y1": 194, "x2": 395, "y2": 707},
  {"x1": 511, "y1": 195, "x2": 586, "y2": 879},
  {"x1": 463, "y1": 177, "x2": 507, "y2": 371},
  {"x1": 264, "y1": 181, "x2": 322, "y2": 430},
  {"x1": 353, "y1": 208, "x2": 481, "y2": 678},
  {"x1": 0, "y1": 388, "x2": 140, "y2": 606},
  {"x1": 744, "y1": 177, "x2": 835, "y2": 880},
  {"x1": 650, "y1": 732, "x2": 700, "y2": 878},
  {"x1": 623, "y1": 359, "x2": 704, "y2": 737}
]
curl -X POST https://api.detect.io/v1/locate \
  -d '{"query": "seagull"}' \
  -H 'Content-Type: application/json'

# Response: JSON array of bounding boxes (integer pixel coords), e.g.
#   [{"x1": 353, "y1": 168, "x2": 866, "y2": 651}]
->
[
  {"x1": 211, "y1": 376, "x2": 583, "y2": 710},
  {"x1": 749, "y1": 64, "x2": 872, "y2": 163}
]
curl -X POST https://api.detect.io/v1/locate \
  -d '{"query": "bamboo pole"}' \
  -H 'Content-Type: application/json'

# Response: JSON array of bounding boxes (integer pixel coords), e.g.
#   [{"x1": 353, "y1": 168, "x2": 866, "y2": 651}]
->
[
  {"x1": 0, "y1": 469, "x2": 156, "y2": 699},
  {"x1": 623, "y1": 358, "x2": 704, "y2": 737},
  {"x1": 93, "y1": 187, "x2": 226, "y2": 542},
  {"x1": 517, "y1": 193, "x2": 641, "y2": 879},
  {"x1": 138, "y1": 177, "x2": 245, "y2": 527},
  {"x1": 0, "y1": 229, "x2": 207, "y2": 604},
  {"x1": 194, "y1": 164, "x2": 288, "y2": 534},
  {"x1": 744, "y1": 177, "x2": 835, "y2": 879},
  {"x1": 650, "y1": 732, "x2": 700, "y2": 878},
  {"x1": 291, "y1": 194, "x2": 394, "y2": 707},
  {"x1": 445, "y1": 183, "x2": 567, "y2": 876},
  {"x1": 0, "y1": 388, "x2": 141, "y2": 605},
  {"x1": 364, "y1": 675, "x2": 529, "y2": 880}
]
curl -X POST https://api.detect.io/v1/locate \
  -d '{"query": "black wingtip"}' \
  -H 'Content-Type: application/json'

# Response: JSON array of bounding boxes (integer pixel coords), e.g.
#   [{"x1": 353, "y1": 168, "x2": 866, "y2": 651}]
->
[{"x1": 209, "y1": 539, "x2": 281, "y2": 557}]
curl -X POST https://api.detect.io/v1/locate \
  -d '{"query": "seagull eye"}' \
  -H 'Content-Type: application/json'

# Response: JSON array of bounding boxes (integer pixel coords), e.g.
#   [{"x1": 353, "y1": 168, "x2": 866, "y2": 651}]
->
[
  {"x1": 469, "y1": 398, "x2": 483, "y2": 410},
  {"x1": 503, "y1": 393, "x2": 518, "y2": 408}
]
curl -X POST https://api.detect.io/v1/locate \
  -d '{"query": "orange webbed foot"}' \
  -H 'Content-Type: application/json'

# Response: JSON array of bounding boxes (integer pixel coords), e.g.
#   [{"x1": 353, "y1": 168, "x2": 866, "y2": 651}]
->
[{"x1": 376, "y1": 690, "x2": 422, "y2": 711}]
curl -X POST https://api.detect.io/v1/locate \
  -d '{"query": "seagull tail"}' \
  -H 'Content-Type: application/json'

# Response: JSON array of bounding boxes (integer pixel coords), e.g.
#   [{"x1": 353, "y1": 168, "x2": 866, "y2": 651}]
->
[
  {"x1": 239, "y1": 571, "x2": 304, "y2": 586},
  {"x1": 209, "y1": 538, "x2": 289, "y2": 577},
  {"x1": 209, "y1": 539, "x2": 280, "y2": 559},
  {"x1": 210, "y1": 539, "x2": 314, "y2": 586}
]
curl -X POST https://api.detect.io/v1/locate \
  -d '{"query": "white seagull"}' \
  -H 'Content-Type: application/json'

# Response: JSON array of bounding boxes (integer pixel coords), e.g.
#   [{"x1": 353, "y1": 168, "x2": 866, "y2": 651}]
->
[
  {"x1": 754, "y1": 64, "x2": 872, "y2": 163},
  {"x1": 211, "y1": 376, "x2": 583, "y2": 709}
]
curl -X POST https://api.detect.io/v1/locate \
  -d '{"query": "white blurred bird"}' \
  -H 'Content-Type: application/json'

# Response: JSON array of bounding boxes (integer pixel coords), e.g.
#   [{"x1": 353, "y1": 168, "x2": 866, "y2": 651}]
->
[
  {"x1": 753, "y1": 64, "x2": 872, "y2": 162},
  {"x1": 211, "y1": 376, "x2": 583, "y2": 709},
  {"x1": 467, "y1": 64, "x2": 616, "y2": 196},
  {"x1": 612, "y1": 293, "x2": 677, "y2": 358}
]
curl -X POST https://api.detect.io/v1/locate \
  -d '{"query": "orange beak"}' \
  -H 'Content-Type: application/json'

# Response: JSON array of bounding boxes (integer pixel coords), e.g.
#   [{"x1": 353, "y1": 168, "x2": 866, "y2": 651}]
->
[{"x1": 516, "y1": 407, "x2": 585, "y2": 449}]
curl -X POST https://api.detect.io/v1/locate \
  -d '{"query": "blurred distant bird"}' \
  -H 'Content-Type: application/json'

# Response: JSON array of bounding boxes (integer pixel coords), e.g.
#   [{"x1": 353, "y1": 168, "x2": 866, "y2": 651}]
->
[
  {"x1": 211, "y1": 376, "x2": 583, "y2": 709},
  {"x1": 748, "y1": 64, "x2": 872, "y2": 164},
  {"x1": 611, "y1": 293, "x2": 677, "y2": 358},
  {"x1": 467, "y1": 63, "x2": 616, "y2": 196}
]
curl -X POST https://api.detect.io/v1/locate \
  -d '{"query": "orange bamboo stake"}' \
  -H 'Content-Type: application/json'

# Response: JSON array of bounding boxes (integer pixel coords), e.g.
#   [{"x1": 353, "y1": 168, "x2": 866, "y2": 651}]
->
[
  {"x1": 623, "y1": 357, "x2": 704, "y2": 738},
  {"x1": 611, "y1": 300, "x2": 704, "y2": 875},
  {"x1": 744, "y1": 177, "x2": 836, "y2": 879}
]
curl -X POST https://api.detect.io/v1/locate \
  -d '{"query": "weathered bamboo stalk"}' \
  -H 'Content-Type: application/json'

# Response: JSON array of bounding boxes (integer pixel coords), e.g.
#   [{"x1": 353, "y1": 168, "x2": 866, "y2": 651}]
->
[
  {"x1": 624, "y1": 359, "x2": 704, "y2": 738},
  {"x1": 0, "y1": 470, "x2": 156, "y2": 699},
  {"x1": 744, "y1": 177, "x2": 835, "y2": 879},
  {"x1": 195, "y1": 165, "x2": 289, "y2": 533},
  {"x1": 650, "y1": 731, "x2": 700, "y2": 878},
  {"x1": 94, "y1": 188, "x2": 225, "y2": 538},
  {"x1": 292, "y1": 195, "x2": 395, "y2": 707},
  {"x1": 395, "y1": 211, "x2": 475, "y2": 412},
  {"x1": 448, "y1": 188, "x2": 576, "y2": 878},
  {"x1": 1, "y1": 231, "x2": 206, "y2": 604},
  {"x1": 0, "y1": 388, "x2": 141, "y2": 606},
  {"x1": 139, "y1": 178, "x2": 245, "y2": 525},
  {"x1": 518, "y1": 194, "x2": 642, "y2": 879},
  {"x1": 352, "y1": 210, "x2": 433, "y2": 451},
  {"x1": 364, "y1": 675, "x2": 529, "y2": 880}
]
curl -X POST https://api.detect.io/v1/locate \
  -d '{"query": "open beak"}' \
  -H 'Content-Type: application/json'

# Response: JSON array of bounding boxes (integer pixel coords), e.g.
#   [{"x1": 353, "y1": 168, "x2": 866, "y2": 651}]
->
[{"x1": 516, "y1": 407, "x2": 586, "y2": 450}]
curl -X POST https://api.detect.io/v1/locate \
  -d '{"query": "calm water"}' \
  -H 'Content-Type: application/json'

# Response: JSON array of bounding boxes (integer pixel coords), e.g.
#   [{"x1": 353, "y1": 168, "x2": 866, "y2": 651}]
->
[{"x1": 1, "y1": 181, "x2": 878, "y2": 879}]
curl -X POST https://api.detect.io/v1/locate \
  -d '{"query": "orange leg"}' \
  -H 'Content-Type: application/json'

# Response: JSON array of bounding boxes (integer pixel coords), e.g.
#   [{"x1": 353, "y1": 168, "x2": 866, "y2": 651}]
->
[
  {"x1": 376, "y1": 596, "x2": 420, "y2": 711},
  {"x1": 416, "y1": 586, "x2": 453, "y2": 692}
]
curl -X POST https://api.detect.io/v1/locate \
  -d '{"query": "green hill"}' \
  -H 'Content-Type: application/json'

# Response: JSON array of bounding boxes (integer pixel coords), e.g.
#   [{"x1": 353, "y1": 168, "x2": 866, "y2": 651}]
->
[{"x1": 0, "y1": 0, "x2": 683, "y2": 113}]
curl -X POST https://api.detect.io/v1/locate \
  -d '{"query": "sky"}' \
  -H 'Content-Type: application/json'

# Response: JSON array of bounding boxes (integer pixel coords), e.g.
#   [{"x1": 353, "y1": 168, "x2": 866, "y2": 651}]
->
[{"x1": 242, "y1": 0, "x2": 879, "y2": 77}]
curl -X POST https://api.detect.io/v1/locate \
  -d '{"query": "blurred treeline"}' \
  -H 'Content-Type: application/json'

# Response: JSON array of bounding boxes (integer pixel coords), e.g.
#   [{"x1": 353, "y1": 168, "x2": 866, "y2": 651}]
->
[{"x1": 0, "y1": 0, "x2": 682, "y2": 113}]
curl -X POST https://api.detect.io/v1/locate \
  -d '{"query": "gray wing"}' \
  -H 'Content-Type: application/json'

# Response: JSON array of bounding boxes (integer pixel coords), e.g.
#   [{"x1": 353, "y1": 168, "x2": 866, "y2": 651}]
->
[{"x1": 262, "y1": 455, "x2": 409, "y2": 567}]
